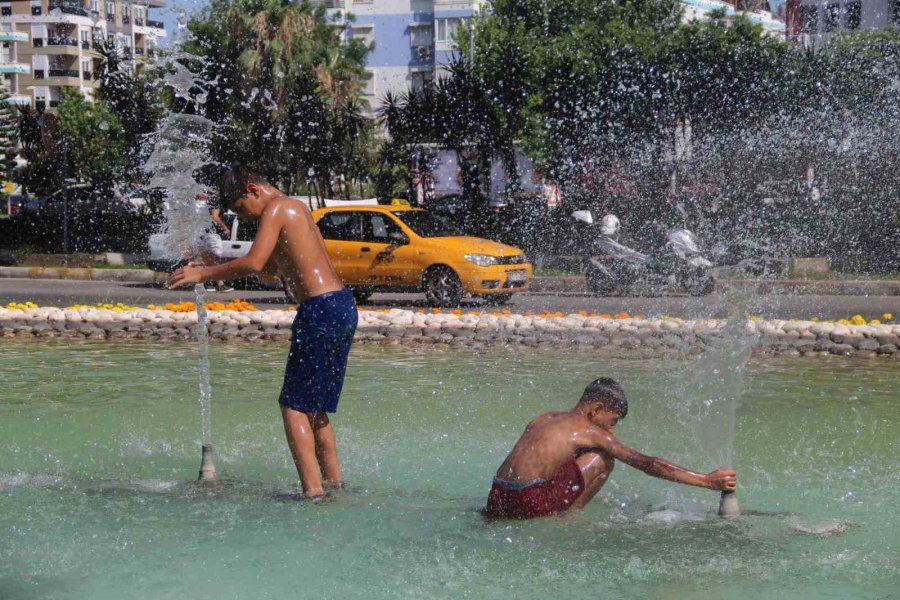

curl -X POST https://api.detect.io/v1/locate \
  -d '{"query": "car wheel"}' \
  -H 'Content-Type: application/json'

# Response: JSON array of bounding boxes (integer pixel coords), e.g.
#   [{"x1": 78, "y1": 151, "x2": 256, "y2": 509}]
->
[
  {"x1": 482, "y1": 293, "x2": 512, "y2": 306},
  {"x1": 423, "y1": 266, "x2": 464, "y2": 308},
  {"x1": 688, "y1": 273, "x2": 715, "y2": 296},
  {"x1": 584, "y1": 264, "x2": 616, "y2": 296}
]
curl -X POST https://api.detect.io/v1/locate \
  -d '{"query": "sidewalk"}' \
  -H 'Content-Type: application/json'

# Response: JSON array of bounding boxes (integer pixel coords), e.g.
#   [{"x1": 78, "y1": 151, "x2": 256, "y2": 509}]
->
[
  {"x1": 1, "y1": 266, "x2": 898, "y2": 296},
  {"x1": 0, "y1": 266, "x2": 168, "y2": 284}
]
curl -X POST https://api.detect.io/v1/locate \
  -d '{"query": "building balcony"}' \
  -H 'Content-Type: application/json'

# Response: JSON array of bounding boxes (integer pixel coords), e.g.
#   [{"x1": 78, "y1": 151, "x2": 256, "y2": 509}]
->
[
  {"x1": 122, "y1": 16, "x2": 131, "y2": 25},
  {"x1": 0, "y1": 32, "x2": 29, "y2": 43},
  {"x1": 82, "y1": 70, "x2": 91, "y2": 80},
  {"x1": 49, "y1": 2, "x2": 92, "y2": 17},
  {"x1": 0, "y1": 63, "x2": 31, "y2": 75},
  {"x1": 48, "y1": 37, "x2": 79, "y2": 47},
  {"x1": 5, "y1": 95, "x2": 32, "y2": 106},
  {"x1": 135, "y1": 47, "x2": 144, "y2": 55},
  {"x1": 146, "y1": 19, "x2": 165, "y2": 30},
  {"x1": 49, "y1": 68, "x2": 80, "y2": 78},
  {"x1": 33, "y1": 69, "x2": 45, "y2": 79}
]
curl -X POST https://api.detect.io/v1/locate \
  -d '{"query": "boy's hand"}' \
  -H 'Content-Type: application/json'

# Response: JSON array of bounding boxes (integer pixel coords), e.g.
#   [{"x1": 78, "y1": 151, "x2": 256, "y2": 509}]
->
[
  {"x1": 168, "y1": 265, "x2": 204, "y2": 289},
  {"x1": 706, "y1": 469, "x2": 737, "y2": 492}
]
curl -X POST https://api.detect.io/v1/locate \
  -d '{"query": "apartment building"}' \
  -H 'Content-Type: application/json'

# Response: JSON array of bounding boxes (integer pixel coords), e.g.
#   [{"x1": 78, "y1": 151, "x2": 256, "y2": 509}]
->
[
  {"x1": 325, "y1": 0, "x2": 485, "y2": 111},
  {"x1": 0, "y1": 0, "x2": 166, "y2": 110},
  {"x1": 786, "y1": 0, "x2": 899, "y2": 39},
  {"x1": 681, "y1": 0, "x2": 786, "y2": 36},
  {"x1": 325, "y1": 1, "x2": 787, "y2": 113}
]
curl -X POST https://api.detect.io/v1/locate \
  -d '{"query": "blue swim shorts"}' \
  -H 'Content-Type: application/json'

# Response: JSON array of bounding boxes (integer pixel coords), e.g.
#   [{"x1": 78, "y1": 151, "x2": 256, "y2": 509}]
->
[{"x1": 278, "y1": 288, "x2": 358, "y2": 414}]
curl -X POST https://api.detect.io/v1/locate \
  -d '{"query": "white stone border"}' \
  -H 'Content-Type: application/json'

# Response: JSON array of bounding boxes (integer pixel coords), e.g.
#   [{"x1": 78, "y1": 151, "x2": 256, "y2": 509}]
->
[{"x1": 2, "y1": 307, "x2": 899, "y2": 358}]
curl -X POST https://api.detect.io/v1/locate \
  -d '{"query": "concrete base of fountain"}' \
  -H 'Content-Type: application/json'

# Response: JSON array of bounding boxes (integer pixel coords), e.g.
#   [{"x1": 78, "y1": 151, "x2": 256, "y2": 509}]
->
[{"x1": 1, "y1": 307, "x2": 898, "y2": 358}]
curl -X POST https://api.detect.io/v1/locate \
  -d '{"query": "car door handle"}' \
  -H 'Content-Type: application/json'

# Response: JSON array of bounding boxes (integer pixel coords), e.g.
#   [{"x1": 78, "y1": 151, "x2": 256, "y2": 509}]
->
[
  {"x1": 361, "y1": 247, "x2": 371, "y2": 252},
  {"x1": 231, "y1": 244, "x2": 242, "y2": 249}
]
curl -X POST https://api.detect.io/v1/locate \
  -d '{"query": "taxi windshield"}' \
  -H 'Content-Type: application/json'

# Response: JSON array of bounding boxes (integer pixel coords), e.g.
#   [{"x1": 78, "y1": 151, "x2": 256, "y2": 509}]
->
[{"x1": 393, "y1": 211, "x2": 463, "y2": 238}]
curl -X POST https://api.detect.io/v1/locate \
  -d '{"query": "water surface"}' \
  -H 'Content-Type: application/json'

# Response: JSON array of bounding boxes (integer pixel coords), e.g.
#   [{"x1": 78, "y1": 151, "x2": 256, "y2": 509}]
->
[{"x1": 1, "y1": 342, "x2": 897, "y2": 599}]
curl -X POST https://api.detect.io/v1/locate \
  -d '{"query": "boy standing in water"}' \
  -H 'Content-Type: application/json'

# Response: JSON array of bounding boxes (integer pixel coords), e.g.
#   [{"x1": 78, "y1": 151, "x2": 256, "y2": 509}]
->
[
  {"x1": 169, "y1": 168, "x2": 357, "y2": 499},
  {"x1": 484, "y1": 378, "x2": 737, "y2": 519}
]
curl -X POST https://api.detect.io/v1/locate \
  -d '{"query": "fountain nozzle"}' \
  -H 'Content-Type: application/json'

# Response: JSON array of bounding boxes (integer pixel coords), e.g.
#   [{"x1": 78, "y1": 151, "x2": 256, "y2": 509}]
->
[
  {"x1": 198, "y1": 444, "x2": 217, "y2": 482},
  {"x1": 718, "y1": 490, "x2": 740, "y2": 519}
]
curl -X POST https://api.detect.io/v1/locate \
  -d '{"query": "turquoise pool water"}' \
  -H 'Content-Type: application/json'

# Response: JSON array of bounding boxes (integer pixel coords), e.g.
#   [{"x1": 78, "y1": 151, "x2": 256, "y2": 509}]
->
[{"x1": 1, "y1": 342, "x2": 897, "y2": 599}]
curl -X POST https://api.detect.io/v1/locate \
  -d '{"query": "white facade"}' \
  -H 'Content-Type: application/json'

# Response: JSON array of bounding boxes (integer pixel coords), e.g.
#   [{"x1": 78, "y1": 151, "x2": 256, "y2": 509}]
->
[
  {"x1": 324, "y1": 0, "x2": 485, "y2": 112},
  {"x1": 791, "y1": 0, "x2": 899, "y2": 40}
]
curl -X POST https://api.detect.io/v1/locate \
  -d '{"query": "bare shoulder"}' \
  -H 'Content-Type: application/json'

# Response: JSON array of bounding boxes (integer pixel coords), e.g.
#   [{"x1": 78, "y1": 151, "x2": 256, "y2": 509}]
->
[
  {"x1": 526, "y1": 411, "x2": 562, "y2": 428},
  {"x1": 269, "y1": 197, "x2": 314, "y2": 230}
]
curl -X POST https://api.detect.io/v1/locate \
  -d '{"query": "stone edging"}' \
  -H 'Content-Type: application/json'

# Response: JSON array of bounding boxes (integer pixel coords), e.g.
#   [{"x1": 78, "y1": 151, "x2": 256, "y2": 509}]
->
[{"x1": 2, "y1": 307, "x2": 899, "y2": 358}]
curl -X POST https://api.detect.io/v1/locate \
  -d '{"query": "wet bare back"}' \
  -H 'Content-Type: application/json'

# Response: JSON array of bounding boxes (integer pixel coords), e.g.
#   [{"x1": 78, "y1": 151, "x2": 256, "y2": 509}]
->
[{"x1": 495, "y1": 412, "x2": 613, "y2": 483}]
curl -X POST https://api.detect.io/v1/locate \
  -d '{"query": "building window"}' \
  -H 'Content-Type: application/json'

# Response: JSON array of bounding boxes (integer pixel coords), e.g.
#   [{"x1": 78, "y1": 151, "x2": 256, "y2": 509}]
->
[
  {"x1": 1, "y1": 7, "x2": 10, "y2": 17},
  {"x1": 411, "y1": 70, "x2": 432, "y2": 94},
  {"x1": 823, "y1": 3, "x2": 840, "y2": 32},
  {"x1": 435, "y1": 18, "x2": 466, "y2": 43},
  {"x1": 800, "y1": 5, "x2": 819, "y2": 34},
  {"x1": 892, "y1": 0, "x2": 900, "y2": 24},
  {"x1": 845, "y1": 1, "x2": 861, "y2": 29}
]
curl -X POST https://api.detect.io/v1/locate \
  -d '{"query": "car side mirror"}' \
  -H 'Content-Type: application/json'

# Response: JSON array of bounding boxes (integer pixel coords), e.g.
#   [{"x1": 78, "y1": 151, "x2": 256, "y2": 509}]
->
[{"x1": 389, "y1": 231, "x2": 409, "y2": 246}]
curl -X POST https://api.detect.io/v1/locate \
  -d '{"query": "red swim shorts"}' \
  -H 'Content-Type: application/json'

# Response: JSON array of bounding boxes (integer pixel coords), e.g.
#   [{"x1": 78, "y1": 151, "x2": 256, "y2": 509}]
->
[{"x1": 483, "y1": 460, "x2": 585, "y2": 520}]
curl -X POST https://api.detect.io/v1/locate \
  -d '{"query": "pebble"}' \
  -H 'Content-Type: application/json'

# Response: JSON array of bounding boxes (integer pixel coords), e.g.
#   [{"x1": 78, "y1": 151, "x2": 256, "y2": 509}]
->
[{"x1": 0, "y1": 307, "x2": 897, "y2": 358}]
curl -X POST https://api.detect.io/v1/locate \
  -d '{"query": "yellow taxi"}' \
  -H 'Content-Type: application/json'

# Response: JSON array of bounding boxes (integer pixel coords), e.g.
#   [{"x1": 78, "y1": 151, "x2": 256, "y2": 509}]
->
[{"x1": 311, "y1": 205, "x2": 532, "y2": 306}]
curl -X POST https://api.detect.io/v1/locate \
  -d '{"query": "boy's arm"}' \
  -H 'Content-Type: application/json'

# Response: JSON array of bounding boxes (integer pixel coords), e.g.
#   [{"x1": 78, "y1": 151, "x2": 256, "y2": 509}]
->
[
  {"x1": 210, "y1": 208, "x2": 231, "y2": 237},
  {"x1": 169, "y1": 206, "x2": 281, "y2": 288},
  {"x1": 585, "y1": 428, "x2": 737, "y2": 491}
]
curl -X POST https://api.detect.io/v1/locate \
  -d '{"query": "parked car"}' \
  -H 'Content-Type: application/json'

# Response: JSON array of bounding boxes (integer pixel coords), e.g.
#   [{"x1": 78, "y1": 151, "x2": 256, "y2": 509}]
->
[
  {"x1": 311, "y1": 205, "x2": 532, "y2": 306},
  {"x1": 6, "y1": 194, "x2": 29, "y2": 215}
]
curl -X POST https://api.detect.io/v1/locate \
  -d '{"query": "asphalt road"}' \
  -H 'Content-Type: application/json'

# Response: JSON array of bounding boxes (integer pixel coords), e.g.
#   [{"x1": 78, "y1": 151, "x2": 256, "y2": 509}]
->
[{"x1": 1, "y1": 278, "x2": 897, "y2": 320}]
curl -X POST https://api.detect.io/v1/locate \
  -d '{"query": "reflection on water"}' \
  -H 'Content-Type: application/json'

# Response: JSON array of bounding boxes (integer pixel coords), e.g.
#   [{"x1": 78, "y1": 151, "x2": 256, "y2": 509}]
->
[{"x1": 0, "y1": 342, "x2": 897, "y2": 600}]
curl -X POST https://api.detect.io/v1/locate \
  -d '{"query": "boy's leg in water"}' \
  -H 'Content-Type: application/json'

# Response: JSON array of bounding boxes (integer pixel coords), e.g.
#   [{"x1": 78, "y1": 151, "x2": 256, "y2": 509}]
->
[
  {"x1": 281, "y1": 406, "x2": 325, "y2": 497},
  {"x1": 569, "y1": 452, "x2": 613, "y2": 510},
  {"x1": 311, "y1": 412, "x2": 342, "y2": 488}
]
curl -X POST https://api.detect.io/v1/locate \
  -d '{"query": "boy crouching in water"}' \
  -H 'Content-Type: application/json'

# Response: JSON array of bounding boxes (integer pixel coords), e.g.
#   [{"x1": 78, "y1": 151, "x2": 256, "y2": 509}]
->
[
  {"x1": 484, "y1": 378, "x2": 737, "y2": 519},
  {"x1": 169, "y1": 167, "x2": 357, "y2": 499}
]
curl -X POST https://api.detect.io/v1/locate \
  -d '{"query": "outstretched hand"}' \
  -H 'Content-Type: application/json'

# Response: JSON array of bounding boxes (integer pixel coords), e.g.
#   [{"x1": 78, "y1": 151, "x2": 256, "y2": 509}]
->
[
  {"x1": 168, "y1": 264, "x2": 204, "y2": 289},
  {"x1": 706, "y1": 468, "x2": 737, "y2": 492}
]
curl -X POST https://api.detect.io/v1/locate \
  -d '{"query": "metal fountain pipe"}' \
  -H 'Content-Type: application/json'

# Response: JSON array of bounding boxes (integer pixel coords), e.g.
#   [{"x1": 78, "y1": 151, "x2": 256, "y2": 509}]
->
[
  {"x1": 199, "y1": 444, "x2": 217, "y2": 482},
  {"x1": 718, "y1": 490, "x2": 740, "y2": 518}
]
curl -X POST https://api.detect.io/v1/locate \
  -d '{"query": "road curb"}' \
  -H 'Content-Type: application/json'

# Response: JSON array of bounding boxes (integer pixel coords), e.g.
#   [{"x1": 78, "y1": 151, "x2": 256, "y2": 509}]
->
[
  {"x1": 0, "y1": 266, "x2": 168, "y2": 284},
  {"x1": 530, "y1": 276, "x2": 900, "y2": 296},
  {"x1": 0, "y1": 266, "x2": 897, "y2": 296}
]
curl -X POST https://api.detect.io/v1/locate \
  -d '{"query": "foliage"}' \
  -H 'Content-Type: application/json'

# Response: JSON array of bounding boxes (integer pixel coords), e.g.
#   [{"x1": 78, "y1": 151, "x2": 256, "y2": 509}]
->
[
  {"x1": 184, "y1": 0, "x2": 373, "y2": 196},
  {"x1": 0, "y1": 81, "x2": 19, "y2": 190},
  {"x1": 95, "y1": 41, "x2": 166, "y2": 177},
  {"x1": 14, "y1": 90, "x2": 127, "y2": 196}
]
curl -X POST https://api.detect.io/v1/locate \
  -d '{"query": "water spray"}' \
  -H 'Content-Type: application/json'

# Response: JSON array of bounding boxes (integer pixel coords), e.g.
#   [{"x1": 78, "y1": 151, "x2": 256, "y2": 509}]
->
[{"x1": 195, "y1": 283, "x2": 217, "y2": 483}]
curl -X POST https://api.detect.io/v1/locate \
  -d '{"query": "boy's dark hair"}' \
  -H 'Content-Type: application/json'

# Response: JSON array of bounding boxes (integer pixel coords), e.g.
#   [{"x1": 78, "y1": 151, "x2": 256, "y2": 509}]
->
[
  {"x1": 218, "y1": 165, "x2": 268, "y2": 209},
  {"x1": 578, "y1": 378, "x2": 627, "y2": 417}
]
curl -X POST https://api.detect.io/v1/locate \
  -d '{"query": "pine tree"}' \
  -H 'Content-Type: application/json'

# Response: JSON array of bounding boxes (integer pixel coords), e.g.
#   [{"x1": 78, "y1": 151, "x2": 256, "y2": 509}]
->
[{"x1": 0, "y1": 81, "x2": 19, "y2": 198}]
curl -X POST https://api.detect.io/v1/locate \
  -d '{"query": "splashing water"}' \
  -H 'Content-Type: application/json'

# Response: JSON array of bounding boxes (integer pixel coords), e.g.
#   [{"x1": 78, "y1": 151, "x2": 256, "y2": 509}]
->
[
  {"x1": 195, "y1": 283, "x2": 212, "y2": 447},
  {"x1": 142, "y1": 49, "x2": 221, "y2": 475},
  {"x1": 672, "y1": 288, "x2": 761, "y2": 469},
  {"x1": 144, "y1": 112, "x2": 216, "y2": 257}
]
